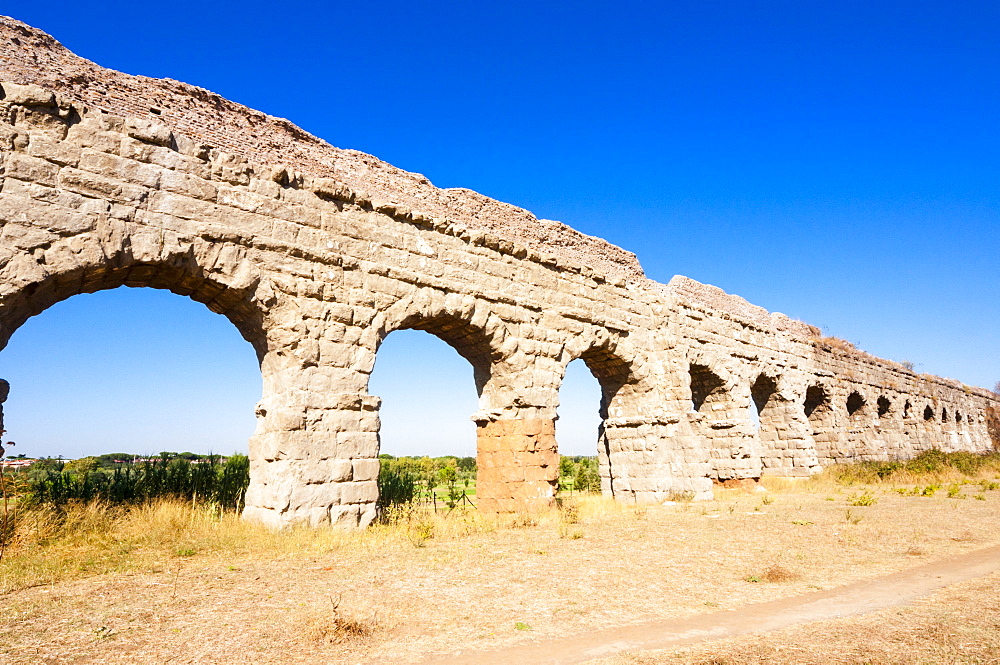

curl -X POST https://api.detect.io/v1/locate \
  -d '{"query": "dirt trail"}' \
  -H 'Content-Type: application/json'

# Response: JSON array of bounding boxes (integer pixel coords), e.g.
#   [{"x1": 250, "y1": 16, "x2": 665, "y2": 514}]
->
[{"x1": 420, "y1": 544, "x2": 1000, "y2": 665}]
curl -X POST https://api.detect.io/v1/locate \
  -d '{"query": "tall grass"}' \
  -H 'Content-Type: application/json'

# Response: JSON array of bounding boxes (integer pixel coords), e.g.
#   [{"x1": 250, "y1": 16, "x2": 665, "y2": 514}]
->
[{"x1": 827, "y1": 450, "x2": 1000, "y2": 485}]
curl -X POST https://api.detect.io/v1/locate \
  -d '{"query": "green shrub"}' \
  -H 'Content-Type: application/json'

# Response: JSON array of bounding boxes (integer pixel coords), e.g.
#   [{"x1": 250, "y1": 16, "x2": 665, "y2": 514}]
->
[
  {"x1": 376, "y1": 459, "x2": 418, "y2": 512},
  {"x1": 27, "y1": 454, "x2": 249, "y2": 512}
]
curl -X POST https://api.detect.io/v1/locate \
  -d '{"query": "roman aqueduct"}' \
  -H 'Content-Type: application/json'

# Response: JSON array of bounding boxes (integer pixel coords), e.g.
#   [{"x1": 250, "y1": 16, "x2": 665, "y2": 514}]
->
[{"x1": 1, "y1": 17, "x2": 997, "y2": 527}]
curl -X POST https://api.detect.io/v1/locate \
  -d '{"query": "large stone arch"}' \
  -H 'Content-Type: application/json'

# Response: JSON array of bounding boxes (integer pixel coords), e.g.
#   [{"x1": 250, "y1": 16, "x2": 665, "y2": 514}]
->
[
  {"x1": 681, "y1": 348, "x2": 762, "y2": 482},
  {"x1": 742, "y1": 367, "x2": 822, "y2": 477},
  {"x1": 0, "y1": 225, "x2": 342, "y2": 527},
  {"x1": 559, "y1": 331, "x2": 649, "y2": 498},
  {"x1": 0, "y1": 227, "x2": 272, "y2": 356},
  {"x1": 364, "y1": 289, "x2": 516, "y2": 403},
  {"x1": 361, "y1": 289, "x2": 526, "y2": 510}
]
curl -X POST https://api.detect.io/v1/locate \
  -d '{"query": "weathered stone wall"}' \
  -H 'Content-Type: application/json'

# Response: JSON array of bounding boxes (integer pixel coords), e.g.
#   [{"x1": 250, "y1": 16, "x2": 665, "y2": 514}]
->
[{"x1": 0, "y1": 17, "x2": 996, "y2": 528}]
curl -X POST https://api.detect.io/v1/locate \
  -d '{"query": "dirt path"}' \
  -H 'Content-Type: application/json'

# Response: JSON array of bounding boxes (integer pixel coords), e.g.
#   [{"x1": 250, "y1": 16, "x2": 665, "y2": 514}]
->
[{"x1": 420, "y1": 544, "x2": 1000, "y2": 665}]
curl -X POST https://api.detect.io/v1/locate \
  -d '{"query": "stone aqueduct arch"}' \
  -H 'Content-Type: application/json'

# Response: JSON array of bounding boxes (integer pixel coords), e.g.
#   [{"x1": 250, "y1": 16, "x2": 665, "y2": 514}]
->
[{"x1": 0, "y1": 17, "x2": 998, "y2": 527}]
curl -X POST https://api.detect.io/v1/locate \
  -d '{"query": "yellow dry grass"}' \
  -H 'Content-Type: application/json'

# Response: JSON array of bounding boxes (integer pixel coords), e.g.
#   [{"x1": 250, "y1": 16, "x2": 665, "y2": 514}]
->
[{"x1": 3, "y1": 469, "x2": 1000, "y2": 663}]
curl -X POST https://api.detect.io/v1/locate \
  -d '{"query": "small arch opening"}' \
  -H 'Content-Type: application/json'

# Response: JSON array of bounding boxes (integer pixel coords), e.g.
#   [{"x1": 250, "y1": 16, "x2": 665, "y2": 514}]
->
[
  {"x1": 749, "y1": 374, "x2": 778, "y2": 431},
  {"x1": 942, "y1": 407, "x2": 949, "y2": 422},
  {"x1": 846, "y1": 391, "x2": 865, "y2": 417},
  {"x1": 804, "y1": 385, "x2": 828, "y2": 421},
  {"x1": 924, "y1": 405, "x2": 935, "y2": 421},
  {"x1": 689, "y1": 363, "x2": 726, "y2": 413},
  {"x1": 877, "y1": 396, "x2": 891, "y2": 418},
  {"x1": 903, "y1": 400, "x2": 912, "y2": 418}
]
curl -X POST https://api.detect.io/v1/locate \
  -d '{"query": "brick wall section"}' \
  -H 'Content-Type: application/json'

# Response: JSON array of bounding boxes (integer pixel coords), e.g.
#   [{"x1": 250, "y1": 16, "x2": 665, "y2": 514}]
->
[{"x1": 476, "y1": 419, "x2": 559, "y2": 513}]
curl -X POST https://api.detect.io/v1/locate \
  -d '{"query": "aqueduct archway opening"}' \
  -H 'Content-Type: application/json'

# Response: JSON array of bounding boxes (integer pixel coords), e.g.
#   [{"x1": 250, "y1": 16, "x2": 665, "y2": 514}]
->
[{"x1": 2, "y1": 285, "x2": 260, "y2": 456}]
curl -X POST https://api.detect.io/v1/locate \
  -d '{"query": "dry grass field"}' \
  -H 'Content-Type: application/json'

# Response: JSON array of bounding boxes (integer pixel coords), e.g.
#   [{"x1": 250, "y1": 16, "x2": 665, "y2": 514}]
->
[{"x1": 3, "y1": 464, "x2": 1000, "y2": 664}]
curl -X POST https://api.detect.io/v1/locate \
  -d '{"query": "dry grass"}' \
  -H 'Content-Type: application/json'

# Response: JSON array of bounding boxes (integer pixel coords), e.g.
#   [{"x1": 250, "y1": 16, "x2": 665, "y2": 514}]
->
[{"x1": 4, "y1": 472, "x2": 1000, "y2": 663}]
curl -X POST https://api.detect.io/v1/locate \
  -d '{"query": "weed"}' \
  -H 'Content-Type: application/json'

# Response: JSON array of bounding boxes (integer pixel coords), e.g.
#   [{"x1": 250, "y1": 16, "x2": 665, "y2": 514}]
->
[
  {"x1": 974, "y1": 494, "x2": 986, "y2": 501},
  {"x1": 791, "y1": 520, "x2": 814, "y2": 526},
  {"x1": 557, "y1": 522, "x2": 584, "y2": 540},
  {"x1": 514, "y1": 621, "x2": 531, "y2": 631},
  {"x1": 407, "y1": 520, "x2": 434, "y2": 547},
  {"x1": 761, "y1": 495, "x2": 774, "y2": 505},
  {"x1": 744, "y1": 575, "x2": 762, "y2": 583},
  {"x1": 508, "y1": 514, "x2": 538, "y2": 529},
  {"x1": 947, "y1": 484, "x2": 962, "y2": 499},
  {"x1": 304, "y1": 595, "x2": 374, "y2": 645},
  {"x1": 845, "y1": 509, "x2": 863, "y2": 525},
  {"x1": 174, "y1": 547, "x2": 196, "y2": 557},
  {"x1": 558, "y1": 502, "x2": 580, "y2": 525},
  {"x1": 762, "y1": 564, "x2": 800, "y2": 583},
  {"x1": 848, "y1": 492, "x2": 877, "y2": 506},
  {"x1": 922, "y1": 485, "x2": 940, "y2": 497}
]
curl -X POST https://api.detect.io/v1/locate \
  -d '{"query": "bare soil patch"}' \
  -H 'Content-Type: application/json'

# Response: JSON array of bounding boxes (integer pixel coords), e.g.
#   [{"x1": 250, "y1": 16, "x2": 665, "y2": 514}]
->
[{"x1": 603, "y1": 570, "x2": 1000, "y2": 664}]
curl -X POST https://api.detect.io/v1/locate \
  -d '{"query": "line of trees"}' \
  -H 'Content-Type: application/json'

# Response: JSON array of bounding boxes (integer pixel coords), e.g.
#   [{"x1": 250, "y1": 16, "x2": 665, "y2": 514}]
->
[{"x1": 17, "y1": 453, "x2": 250, "y2": 511}]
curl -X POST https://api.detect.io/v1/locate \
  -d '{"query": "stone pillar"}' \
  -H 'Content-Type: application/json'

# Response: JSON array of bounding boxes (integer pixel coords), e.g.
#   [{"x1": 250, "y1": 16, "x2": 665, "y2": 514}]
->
[
  {"x1": 475, "y1": 418, "x2": 559, "y2": 513},
  {"x1": 0, "y1": 378, "x2": 8, "y2": 436},
  {"x1": 242, "y1": 330, "x2": 381, "y2": 529}
]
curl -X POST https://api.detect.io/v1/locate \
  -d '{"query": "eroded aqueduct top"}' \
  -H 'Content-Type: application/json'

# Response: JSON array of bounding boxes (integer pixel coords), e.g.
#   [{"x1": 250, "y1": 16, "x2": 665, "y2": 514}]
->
[{"x1": 0, "y1": 14, "x2": 823, "y2": 340}]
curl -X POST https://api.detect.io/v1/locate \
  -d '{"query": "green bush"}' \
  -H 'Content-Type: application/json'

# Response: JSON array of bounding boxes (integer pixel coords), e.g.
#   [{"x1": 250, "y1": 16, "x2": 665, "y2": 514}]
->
[
  {"x1": 376, "y1": 459, "x2": 418, "y2": 513},
  {"x1": 27, "y1": 454, "x2": 249, "y2": 512}
]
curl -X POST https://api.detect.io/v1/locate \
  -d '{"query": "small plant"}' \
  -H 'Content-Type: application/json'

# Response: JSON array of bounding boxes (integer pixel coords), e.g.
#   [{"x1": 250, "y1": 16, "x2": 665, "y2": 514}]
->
[
  {"x1": 848, "y1": 492, "x2": 877, "y2": 506},
  {"x1": 791, "y1": 520, "x2": 813, "y2": 526},
  {"x1": 558, "y1": 502, "x2": 580, "y2": 525},
  {"x1": 174, "y1": 547, "x2": 196, "y2": 557},
  {"x1": 762, "y1": 564, "x2": 800, "y2": 582},
  {"x1": 305, "y1": 595, "x2": 373, "y2": 645},
  {"x1": 408, "y1": 519, "x2": 434, "y2": 547},
  {"x1": 980, "y1": 480, "x2": 999, "y2": 491},
  {"x1": 558, "y1": 522, "x2": 584, "y2": 539},
  {"x1": 744, "y1": 575, "x2": 762, "y2": 583},
  {"x1": 514, "y1": 621, "x2": 532, "y2": 631},
  {"x1": 845, "y1": 509, "x2": 863, "y2": 524},
  {"x1": 922, "y1": 484, "x2": 940, "y2": 497},
  {"x1": 947, "y1": 484, "x2": 962, "y2": 499},
  {"x1": 974, "y1": 494, "x2": 986, "y2": 501},
  {"x1": 761, "y1": 495, "x2": 774, "y2": 505}
]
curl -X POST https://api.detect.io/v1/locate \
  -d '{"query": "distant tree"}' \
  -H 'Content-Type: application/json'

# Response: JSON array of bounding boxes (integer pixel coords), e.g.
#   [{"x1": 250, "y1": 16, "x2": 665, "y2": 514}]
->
[
  {"x1": 559, "y1": 456, "x2": 575, "y2": 478},
  {"x1": 63, "y1": 456, "x2": 98, "y2": 475}
]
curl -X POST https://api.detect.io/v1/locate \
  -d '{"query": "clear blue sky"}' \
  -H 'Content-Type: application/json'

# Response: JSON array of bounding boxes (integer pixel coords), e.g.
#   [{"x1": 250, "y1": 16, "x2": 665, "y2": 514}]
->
[{"x1": 1, "y1": 1, "x2": 997, "y2": 459}]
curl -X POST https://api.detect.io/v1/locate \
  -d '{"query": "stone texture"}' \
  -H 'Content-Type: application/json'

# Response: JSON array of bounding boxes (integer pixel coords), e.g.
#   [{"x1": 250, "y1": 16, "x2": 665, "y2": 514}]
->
[{"x1": 0, "y1": 17, "x2": 997, "y2": 528}]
